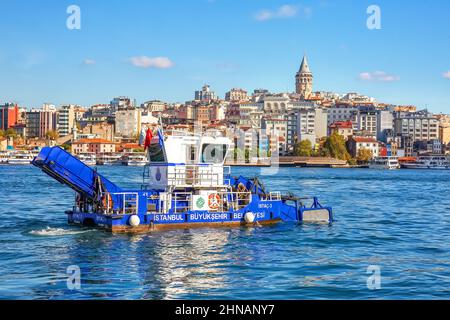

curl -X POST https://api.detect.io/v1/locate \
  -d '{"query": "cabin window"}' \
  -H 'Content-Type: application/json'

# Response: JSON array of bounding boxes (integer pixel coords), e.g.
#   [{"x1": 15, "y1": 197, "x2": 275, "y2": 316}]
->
[
  {"x1": 148, "y1": 143, "x2": 166, "y2": 162},
  {"x1": 201, "y1": 144, "x2": 227, "y2": 164}
]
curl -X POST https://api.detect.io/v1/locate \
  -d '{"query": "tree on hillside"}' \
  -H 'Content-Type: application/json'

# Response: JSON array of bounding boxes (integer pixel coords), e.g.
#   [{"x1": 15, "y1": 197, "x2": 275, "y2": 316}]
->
[
  {"x1": 294, "y1": 140, "x2": 313, "y2": 157},
  {"x1": 320, "y1": 132, "x2": 351, "y2": 161},
  {"x1": 45, "y1": 130, "x2": 59, "y2": 141},
  {"x1": 5, "y1": 128, "x2": 17, "y2": 139},
  {"x1": 356, "y1": 148, "x2": 373, "y2": 164}
]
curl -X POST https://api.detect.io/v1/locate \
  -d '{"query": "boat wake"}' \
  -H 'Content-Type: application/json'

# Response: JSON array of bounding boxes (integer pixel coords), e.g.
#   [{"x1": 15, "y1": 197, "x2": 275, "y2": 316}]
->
[{"x1": 29, "y1": 227, "x2": 93, "y2": 237}]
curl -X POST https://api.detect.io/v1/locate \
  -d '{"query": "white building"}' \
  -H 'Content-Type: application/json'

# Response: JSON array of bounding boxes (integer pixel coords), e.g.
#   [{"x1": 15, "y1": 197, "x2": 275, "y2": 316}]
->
[
  {"x1": 58, "y1": 105, "x2": 76, "y2": 137},
  {"x1": 225, "y1": 88, "x2": 249, "y2": 102},
  {"x1": 115, "y1": 108, "x2": 141, "y2": 138},
  {"x1": 287, "y1": 107, "x2": 328, "y2": 152},
  {"x1": 328, "y1": 104, "x2": 358, "y2": 126}
]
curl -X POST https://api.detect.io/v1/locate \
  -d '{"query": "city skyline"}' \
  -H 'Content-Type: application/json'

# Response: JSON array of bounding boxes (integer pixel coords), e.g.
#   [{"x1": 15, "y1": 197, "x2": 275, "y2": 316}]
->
[{"x1": 0, "y1": 0, "x2": 449, "y2": 112}]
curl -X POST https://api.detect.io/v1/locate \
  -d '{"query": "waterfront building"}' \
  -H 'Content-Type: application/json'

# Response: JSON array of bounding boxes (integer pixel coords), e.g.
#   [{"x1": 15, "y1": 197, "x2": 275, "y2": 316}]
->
[
  {"x1": 327, "y1": 103, "x2": 358, "y2": 126},
  {"x1": 225, "y1": 88, "x2": 249, "y2": 102},
  {"x1": 58, "y1": 105, "x2": 76, "y2": 137},
  {"x1": 437, "y1": 114, "x2": 450, "y2": 145},
  {"x1": 393, "y1": 110, "x2": 439, "y2": 155},
  {"x1": 347, "y1": 136, "x2": 380, "y2": 158},
  {"x1": 195, "y1": 84, "x2": 218, "y2": 102},
  {"x1": 80, "y1": 122, "x2": 115, "y2": 142},
  {"x1": 287, "y1": 107, "x2": 328, "y2": 153},
  {"x1": 71, "y1": 138, "x2": 116, "y2": 155},
  {"x1": 376, "y1": 110, "x2": 394, "y2": 142},
  {"x1": 329, "y1": 121, "x2": 354, "y2": 140},
  {"x1": 12, "y1": 124, "x2": 27, "y2": 139},
  {"x1": 261, "y1": 116, "x2": 288, "y2": 155},
  {"x1": 295, "y1": 55, "x2": 313, "y2": 99},
  {"x1": 26, "y1": 104, "x2": 58, "y2": 138},
  {"x1": 354, "y1": 109, "x2": 378, "y2": 136},
  {"x1": 0, "y1": 103, "x2": 19, "y2": 131},
  {"x1": 115, "y1": 108, "x2": 142, "y2": 138}
]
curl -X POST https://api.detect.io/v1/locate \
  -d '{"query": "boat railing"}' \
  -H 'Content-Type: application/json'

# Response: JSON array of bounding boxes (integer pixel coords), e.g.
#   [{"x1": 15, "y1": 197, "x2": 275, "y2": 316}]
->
[
  {"x1": 103, "y1": 192, "x2": 139, "y2": 215},
  {"x1": 167, "y1": 190, "x2": 252, "y2": 213},
  {"x1": 261, "y1": 192, "x2": 282, "y2": 201},
  {"x1": 167, "y1": 165, "x2": 231, "y2": 187}
]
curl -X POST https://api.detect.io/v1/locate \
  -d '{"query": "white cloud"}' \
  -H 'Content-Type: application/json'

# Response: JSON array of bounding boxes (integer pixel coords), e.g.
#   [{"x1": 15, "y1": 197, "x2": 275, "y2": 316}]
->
[
  {"x1": 129, "y1": 56, "x2": 174, "y2": 69},
  {"x1": 443, "y1": 71, "x2": 450, "y2": 79},
  {"x1": 254, "y1": 4, "x2": 311, "y2": 21},
  {"x1": 83, "y1": 59, "x2": 96, "y2": 65},
  {"x1": 359, "y1": 71, "x2": 400, "y2": 82}
]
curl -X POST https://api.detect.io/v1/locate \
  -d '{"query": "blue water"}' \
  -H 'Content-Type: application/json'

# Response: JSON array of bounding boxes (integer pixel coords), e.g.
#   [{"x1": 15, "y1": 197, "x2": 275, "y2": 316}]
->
[{"x1": 1, "y1": 165, "x2": 450, "y2": 300}]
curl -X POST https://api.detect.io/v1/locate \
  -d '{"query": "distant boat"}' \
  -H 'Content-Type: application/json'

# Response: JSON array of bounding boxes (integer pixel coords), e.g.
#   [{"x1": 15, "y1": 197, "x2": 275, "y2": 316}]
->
[
  {"x1": 369, "y1": 156, "x2": 400, "y2": 170},
  {"x1": 122, "y1": 153, "x2": 148, "y2": 166},
  {"x1": 8, "y1": 152, "x2": 34, "y2": 165},
  {"x1": 76, "y1": 153, "x2": 97, "y2": 166},
  {"x1": 0, "y1": 151, "x2": 10, "y2": 165},
  {"x1": 401, "y1": 155, "x2": 450, "y2": 170},
  {"x1": 96, "y1": 153, "x2": 122, "y2": 166}
]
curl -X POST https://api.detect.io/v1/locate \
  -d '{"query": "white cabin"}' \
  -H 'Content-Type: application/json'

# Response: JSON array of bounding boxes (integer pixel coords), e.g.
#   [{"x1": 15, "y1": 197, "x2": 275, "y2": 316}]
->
[{"x1": 143, "y1": 130, "x2": 232, "y2": 191}]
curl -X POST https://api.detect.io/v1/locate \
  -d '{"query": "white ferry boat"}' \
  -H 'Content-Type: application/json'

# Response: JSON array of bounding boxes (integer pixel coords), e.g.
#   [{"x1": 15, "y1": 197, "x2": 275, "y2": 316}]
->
[
  {"x1": 96, "y1": 153, "x2": 123, "y2": 166},
  {"x1": 76, "y1": 153, "x2": 97, "y2": 166},
  {"x1": 401, "y1": 156, "x2": 450, "y2": 170},
  {"x1": 369, "y1": 156, "x2": 399, "y2": 170},
  {"x1": 0, "y1": 151, "x2": 10, "y2": 164},
  {"x1": 8, "y1": 152, "x2": 34, "y2": 165},
  {"x1": 122, "y1": 153, "x2": 148, "y2": 166}
]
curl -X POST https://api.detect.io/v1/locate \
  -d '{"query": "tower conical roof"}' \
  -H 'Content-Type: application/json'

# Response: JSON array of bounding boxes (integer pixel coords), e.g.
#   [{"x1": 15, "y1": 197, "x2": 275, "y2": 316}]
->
[{"x1": 298, "y1": 55, "x2": 311, "y2": 74}]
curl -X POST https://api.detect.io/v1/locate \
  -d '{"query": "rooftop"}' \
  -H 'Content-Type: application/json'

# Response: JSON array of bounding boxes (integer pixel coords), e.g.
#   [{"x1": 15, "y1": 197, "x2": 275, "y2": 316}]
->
[{"x1": 72, "y1": 138, "x2": 115, "y2": 145}]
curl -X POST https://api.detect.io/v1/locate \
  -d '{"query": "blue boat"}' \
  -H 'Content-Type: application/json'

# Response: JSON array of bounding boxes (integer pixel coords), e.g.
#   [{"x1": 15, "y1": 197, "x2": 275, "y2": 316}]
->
[{"x1": 31, "y1": 130, "x2": 332, "y2": 233}]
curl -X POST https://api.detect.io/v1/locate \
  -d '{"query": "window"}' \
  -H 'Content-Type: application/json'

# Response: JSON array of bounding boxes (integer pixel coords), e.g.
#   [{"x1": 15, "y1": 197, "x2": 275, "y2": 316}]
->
[
  {"x1": 148, "y1": 143, "x2": 166, "y2": 162},
  {"x1": 201, "y1": 144, "x2": 228, "y2": 164}
]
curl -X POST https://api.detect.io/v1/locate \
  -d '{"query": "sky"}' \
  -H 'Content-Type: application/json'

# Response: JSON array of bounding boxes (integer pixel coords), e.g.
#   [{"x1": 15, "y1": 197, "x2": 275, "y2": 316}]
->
[{"x1": 0, "y1": 0, "x2": 449, "y2": 113}]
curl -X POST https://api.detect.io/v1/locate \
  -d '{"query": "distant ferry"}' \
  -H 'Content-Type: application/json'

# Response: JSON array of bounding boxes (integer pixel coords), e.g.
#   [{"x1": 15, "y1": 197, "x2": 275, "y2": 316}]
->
[
  {"x1": 122, "y1": 153, "x2": 148, "y2": 166},
  {"x1": 369, "y1": 156, "x2": 399, "y2": 170},
  {"x1": 0, "y1": 151, "x2": 10, "y2": 164},
  {"x1": 8, "y1": 151, "x2": 34, "y2": 165},
  {"x1": 76, "y1": 153, "x2": 97, "y2": 166},
  {"x1": 96, "y1": 153, "x2": 122, "y2": 166},
  {"x1": 401, "y1": 156, "x2": 450, "y2": 170}
]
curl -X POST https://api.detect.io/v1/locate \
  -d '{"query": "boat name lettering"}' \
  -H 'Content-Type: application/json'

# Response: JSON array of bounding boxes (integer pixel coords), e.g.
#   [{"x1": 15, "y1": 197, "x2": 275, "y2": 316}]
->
[
  {"x1": 233, "y1": 212, "x2": 266, "y2": 220},
  {"x1": 258, "y1": 203, "x2": 273, "y2": 209},
  {"x1": 190, "y1": 213, "x2": 229, "y2": 221},
  {"x1": 154, "y1": 214, "x2": 184, "y2": 222}
]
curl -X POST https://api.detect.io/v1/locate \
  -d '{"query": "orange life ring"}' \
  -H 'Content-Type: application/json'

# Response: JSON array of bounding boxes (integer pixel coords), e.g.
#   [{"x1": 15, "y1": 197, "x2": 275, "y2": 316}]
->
[
  {"x1": 102, "y1": 193, "x2": 113, "y2": 210},
  {"x1": 208, "y1": 193, "x2": 221, "y2": 210}
]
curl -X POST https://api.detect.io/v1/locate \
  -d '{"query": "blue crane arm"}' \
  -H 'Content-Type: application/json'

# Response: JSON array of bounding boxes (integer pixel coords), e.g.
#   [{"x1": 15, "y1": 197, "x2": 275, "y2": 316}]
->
[{"x1": 31, "y1": 147, "x2": 122, "y2": 199}]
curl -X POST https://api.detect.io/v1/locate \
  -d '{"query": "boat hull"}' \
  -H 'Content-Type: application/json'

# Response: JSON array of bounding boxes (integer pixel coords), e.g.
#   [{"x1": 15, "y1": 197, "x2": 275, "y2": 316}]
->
[{"x1": 67, "y1": 203, "x2": 332, "y2": 234}]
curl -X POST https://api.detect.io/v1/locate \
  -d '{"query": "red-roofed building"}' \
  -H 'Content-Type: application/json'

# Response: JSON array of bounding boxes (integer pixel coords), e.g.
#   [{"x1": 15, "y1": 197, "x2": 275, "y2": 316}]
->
[
  {"x1": 347, "y1": 136, "x2": 379, "y2": 158},
  {"x1": 72, "y1": 138, "x2": 117, "y2": 155},
  {"x1": 329, "y1": 121, "x2": 354, "y2": 140}
]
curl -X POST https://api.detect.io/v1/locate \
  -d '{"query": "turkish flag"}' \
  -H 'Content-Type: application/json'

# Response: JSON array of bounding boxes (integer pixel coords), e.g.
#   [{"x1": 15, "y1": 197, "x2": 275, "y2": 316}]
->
[{"x1": 144, "y1": 128, "x2": 153, "y2": 150}]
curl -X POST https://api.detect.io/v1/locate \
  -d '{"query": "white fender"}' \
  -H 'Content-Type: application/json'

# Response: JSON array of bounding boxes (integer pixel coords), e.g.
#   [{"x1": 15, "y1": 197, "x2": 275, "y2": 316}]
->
[
  {"x1": 244, "y1": 212, "x2": 255, "y2": 223},
  {"x1": 129, "y1": 215, "x2": 140, "y2": 227}
]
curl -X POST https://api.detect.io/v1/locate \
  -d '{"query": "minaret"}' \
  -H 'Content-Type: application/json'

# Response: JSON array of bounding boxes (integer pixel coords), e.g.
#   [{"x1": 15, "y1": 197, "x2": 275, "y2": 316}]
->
[{"x1": 295, "y1": 55, "x2": 313, "y2": 99}]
